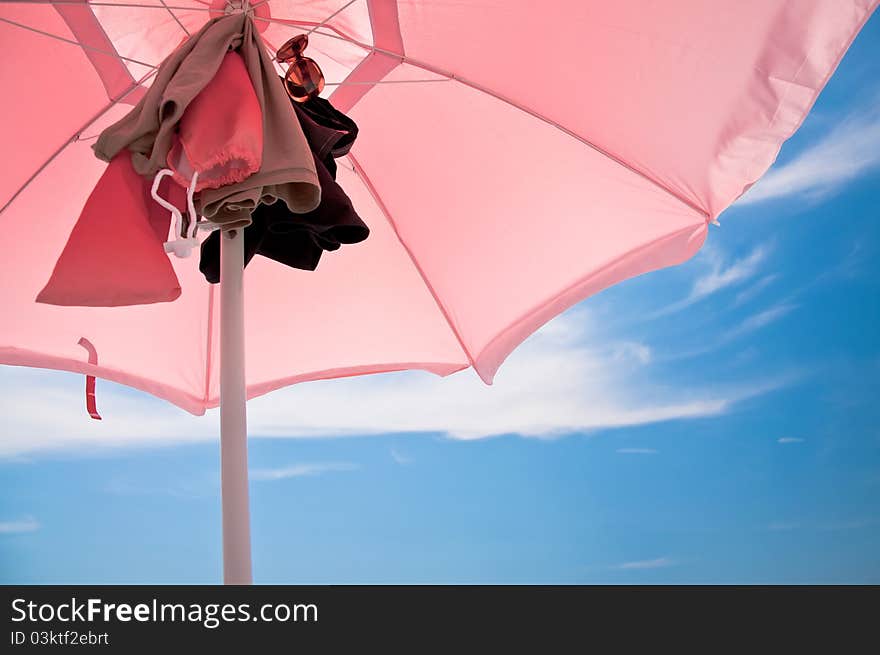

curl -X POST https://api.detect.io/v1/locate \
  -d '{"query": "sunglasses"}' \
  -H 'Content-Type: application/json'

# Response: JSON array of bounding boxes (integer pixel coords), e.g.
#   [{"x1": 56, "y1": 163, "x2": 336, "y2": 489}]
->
[{"x1": 276, "y1": 34, "x2": 325, "y2": 103}]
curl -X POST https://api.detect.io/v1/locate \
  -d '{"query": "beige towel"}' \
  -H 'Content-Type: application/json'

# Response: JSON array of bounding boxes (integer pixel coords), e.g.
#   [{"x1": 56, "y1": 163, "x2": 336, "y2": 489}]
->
[{"x1": 94, "y1": 13, "x2": 320, "y2": 229}]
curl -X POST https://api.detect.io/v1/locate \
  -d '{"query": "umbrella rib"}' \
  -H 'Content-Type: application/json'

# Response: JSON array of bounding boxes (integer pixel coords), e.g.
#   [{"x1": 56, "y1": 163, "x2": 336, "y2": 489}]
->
[
  {"x1": 347, "y1": 153, "x2": 478, "y2": 371},
  {"x1": 157, "y1": 0, "x2": 190, "y2": 36},
  {"x1": 294, "y1": 25, "x2": 711, "y2": 219},
  {"x1": 0, "y1": 1, "x2": 212, "y2": 10},
  {"x1": 325, "y1": 78, "x2": 450, "y2": 86},
  {"x1": 305, "y1": 0, "x2": 359, "y2": 36},
  {"x1": 0, "y1": 68, "x2": 158, "y2": 217},
  {"x1": 421, "y1": 68, "x2": 711, "y2": 219},
  {"x1": 0, "y1": 16, "x2": 158, "y2": 69}
]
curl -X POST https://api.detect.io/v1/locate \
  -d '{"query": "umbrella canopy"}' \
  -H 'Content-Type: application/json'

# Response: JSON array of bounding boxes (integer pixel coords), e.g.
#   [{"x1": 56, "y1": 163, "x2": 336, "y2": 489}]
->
[
  {"x1": 1, "y1": 0, "x2": 875, "y2": 413},
  {"x1": 1, "y1": 2, "x2": 877, "y2": 585}
]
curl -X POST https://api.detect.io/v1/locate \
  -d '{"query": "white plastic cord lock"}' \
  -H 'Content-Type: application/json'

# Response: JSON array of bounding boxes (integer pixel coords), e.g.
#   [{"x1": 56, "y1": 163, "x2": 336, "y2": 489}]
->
[{"x1": 151, "y1": 168, "x2": 201, "y2": 258}]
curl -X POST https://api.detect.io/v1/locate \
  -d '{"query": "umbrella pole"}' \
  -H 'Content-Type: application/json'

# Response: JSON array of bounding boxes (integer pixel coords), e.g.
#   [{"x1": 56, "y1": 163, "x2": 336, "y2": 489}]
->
[{"x1": 219, "y1": 228, "x2": 253, "y2": 584}]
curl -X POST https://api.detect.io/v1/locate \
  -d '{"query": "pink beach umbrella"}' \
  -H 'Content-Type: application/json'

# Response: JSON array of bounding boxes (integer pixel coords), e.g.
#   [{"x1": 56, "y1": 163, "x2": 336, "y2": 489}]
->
[{"x1": 0, "y1": 1, "x2": 875, "y2": 583}]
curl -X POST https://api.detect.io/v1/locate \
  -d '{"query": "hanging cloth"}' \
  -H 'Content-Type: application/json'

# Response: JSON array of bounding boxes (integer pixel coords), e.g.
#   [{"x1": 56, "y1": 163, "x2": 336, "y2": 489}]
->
[
  {"x1": 36, "y1": 153, "x2": 183, "y2": 307},
  {"x1": 198, "y1": 92, "x2": 368, "y2": 283}
]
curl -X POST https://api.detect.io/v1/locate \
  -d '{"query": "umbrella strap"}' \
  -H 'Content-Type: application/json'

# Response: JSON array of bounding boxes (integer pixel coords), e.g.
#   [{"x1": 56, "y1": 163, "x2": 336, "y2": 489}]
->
[{"x1": 77, "y1": 337, "x2": 101, "y2": 421}]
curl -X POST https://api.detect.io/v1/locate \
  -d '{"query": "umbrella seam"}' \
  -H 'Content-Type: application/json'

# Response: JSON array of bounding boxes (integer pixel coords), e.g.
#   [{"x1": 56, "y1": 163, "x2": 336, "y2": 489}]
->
[
  {"x1": 291, "y1": 23, "x2": 711, "y2": 220},
  {"x1": 7, "y1": 2, "x2": 211, "y2": 9},
  {"x1": 390, "y1": 57, "x2": 711, "y2": 220},
  {"x1": 716, "y1": 0, "x2": 879, "y2": 214},
  {"x1": 348, "y1": 153, "x2": 477, "y2": 371},
  {"x1": 473, "y1": 221, "x2": 707, "y2": 382},
  {"x1": 0, "y1": 16, "x2": 157, "y2": 69},
  {"x1": 0, "y1": 346, "x2": 208, "y2": 415},
  {"x1": 212, "y1": 361, "x2": 470, "y2": 409},
  {"x1": 52, "y1": 0, "x2": 140, "y2": 99},
  {"x1": 0, "y1": 67, "x2": 158, "y2": 217},
  {"x1": 157, "y1": 0, "x2": 190, "y2": 36}
]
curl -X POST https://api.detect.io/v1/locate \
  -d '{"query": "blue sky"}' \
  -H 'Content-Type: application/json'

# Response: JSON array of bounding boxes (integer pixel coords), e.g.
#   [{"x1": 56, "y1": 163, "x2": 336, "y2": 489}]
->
[{"x1": 2, "y1": 16, "x2": 879, "y2": 584}]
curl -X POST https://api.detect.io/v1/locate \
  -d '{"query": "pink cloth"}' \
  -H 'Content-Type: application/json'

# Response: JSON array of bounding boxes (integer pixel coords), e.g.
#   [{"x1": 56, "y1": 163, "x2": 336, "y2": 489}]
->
[
  {"x1": 36, "y1": 154, "x2": 182, "y2": 308},
  {"x1": 166, "y1": 51, "x2": 263, "y2": 192}
]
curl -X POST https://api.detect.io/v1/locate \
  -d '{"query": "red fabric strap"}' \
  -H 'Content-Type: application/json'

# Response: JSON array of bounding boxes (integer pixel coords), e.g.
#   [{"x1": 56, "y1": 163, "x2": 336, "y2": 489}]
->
[{"x1": 78, "y1": 337, "x2": 102, "y2": 420}]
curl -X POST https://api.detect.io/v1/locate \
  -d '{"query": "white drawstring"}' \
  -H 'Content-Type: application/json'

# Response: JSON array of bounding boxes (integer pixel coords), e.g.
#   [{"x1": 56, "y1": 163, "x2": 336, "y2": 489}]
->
[
  {"x1": 150, "y1": 168, "x2": 182, "y2": 234},
  {"x1": 151, "y1": 168, "x2": 199, "y2": 258},
  {"x1": 185, "y1": 170, "x2": 200, "y2": 240}
]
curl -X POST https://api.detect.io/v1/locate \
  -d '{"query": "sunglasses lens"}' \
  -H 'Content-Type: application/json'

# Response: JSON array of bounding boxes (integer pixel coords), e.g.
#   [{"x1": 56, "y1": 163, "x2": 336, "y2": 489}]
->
[
  {"x1": 276, "y1": 34, "x2": 308, "y2": 62},
  {"x1": 284, "y1": 57, "x2": 325, "y2": 102}
]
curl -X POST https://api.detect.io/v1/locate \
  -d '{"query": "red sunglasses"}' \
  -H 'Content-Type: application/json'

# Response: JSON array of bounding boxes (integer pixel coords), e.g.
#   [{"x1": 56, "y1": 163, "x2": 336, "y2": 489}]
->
[{"x1": 276, "y1": 34, "x2": 325, "y2": 103}]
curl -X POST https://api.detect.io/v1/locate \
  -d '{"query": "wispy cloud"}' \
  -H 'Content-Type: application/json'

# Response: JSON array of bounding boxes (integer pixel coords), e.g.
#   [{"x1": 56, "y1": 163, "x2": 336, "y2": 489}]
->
[
  {"x1": 691, "y1": 246, "x2": 770, "y2": 299},
  {"x1": 609, "y1": 342, "x2": 653, "y2": 365},
  {"x1": 777, "y1": 437, "x2": 804, "y2": 444},
  {"x1": 739, "y1": 97, "x2": 880, "y2": 205},
  {"x1": 0, "y1": 517, "x2": 40, "y2": 534},
  {"x1": 616, "y1": 448, "x2": 659, "y2": 455},
  {"x1": 390, "y1": 449, "x2": 413, "y2": 465},
  {"x1": 723, "y1": 303, "x2": 797, "y2": 341},
  {"x1": 104, "y1": 475, "x2": 216, "y2": 499},
  {"x1": 734, "y1": 274, "x2": 780, "y2": 307},
  {"x1": 250, "y1": 462, "x2": 358, "y2": 482},
  {"x1": 820, "y1": 518, "x2": 876, "y2": 531},
  {"x1": 768, "y1": 518, "x2": 876, "y2": 532},
  {"x1": 616, "y1": 557, "x2": 674, "y2": 570},
  {"x1": 0, "y1": 313, "x2": 786, "y2": 457},
  {"x1": 667, "y1": 301, "x2": 800, "y2": 361},
  {"x1": 651, "y1": 245, "x2": 770, "y2": 317}
]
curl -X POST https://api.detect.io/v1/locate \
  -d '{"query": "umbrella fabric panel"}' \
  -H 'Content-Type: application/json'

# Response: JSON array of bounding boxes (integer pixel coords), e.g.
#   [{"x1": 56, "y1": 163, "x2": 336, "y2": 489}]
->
[
  {"x1": 85, "y1": 0, "x2": 373, "y2": 91},
  {"x1": 203, "y1": 162, "x2": 471, "y2": 407},
  {"x1": 0, "y1": 109, "x2": 213, "y2": 414},
  {"x1": 0, "y1": 3, "x2": 149, "y2": 213},
  {"x1": 346, "y1": 64, "x2": 708, "y2": 383},
  {"x1": 391, "y1": 0, "x2": 879, "y2": 217}
]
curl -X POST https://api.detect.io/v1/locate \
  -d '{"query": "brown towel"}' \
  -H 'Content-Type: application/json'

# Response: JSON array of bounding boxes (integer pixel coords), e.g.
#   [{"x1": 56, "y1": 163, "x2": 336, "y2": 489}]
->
[{"x1": 93, "y1": 13, "x2": 319, "y2": 229}]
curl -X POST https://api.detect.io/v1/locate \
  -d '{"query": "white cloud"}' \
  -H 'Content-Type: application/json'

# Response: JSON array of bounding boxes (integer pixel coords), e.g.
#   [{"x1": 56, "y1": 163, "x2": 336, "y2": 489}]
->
[
  {"x1": 739, "y1": 99, "x2": 880, "y2": 205},
  {"x1": 723, "y1": 303, "x2": 797, "y2": 341},
  {"x1": 616, "y1": 557, "x2": 674, "y2": 570},
  {"x1": 651, "y1": 245, "x2": 770, "y2": 317},
  {"x1": 777, "y1": 437, "x2": 804, "y2": 444},
  {"x1": 0, "y1": 313, "x2": 785, "y2": 458},
  {"x1": 691, "y1": 246, "x2": 769, "y2": 299},
  {"x1": 250, "y1": 462, "x2": 358, "y2": 482},
  {"x1": 609, "y1": 342, "x2": 653, "y2": 365},
  {"x1": 820, "y1": 518, "x2": 876, "y2": 531},
  {"x1": 616, "y1": 448, "x2": 659, "y2": 455},
  {"x1": 0, "y1": 517, "x2": 40, "y2": 534},
  {"x1": 103, "y1": 475, "x2": 216, "y2": 499},
  {"x1": 390, "y1": 449, "x2": 413, "y2": 465},
  {"x1": 662, "y1": 300, "x2": 801, "y2": 362},
  {"x1": 734, "y1": 274, "x2": 779, "y2": 307}
]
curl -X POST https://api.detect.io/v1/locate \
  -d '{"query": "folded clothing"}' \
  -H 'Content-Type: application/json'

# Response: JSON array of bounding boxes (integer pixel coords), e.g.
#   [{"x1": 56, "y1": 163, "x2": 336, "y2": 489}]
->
[
  {"x1": 199, "y1": 92, "x2": 368, "y2": 283},
  {"x1": 93, "y1": 13, "x2": 319, "y2": 229}
]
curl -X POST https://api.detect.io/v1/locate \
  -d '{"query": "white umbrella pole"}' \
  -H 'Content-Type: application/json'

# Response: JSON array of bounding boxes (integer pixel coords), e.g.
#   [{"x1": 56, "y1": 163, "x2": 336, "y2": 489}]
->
[{"x1": 219, "y1": 228, "x2": 253, "y2": 584}]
